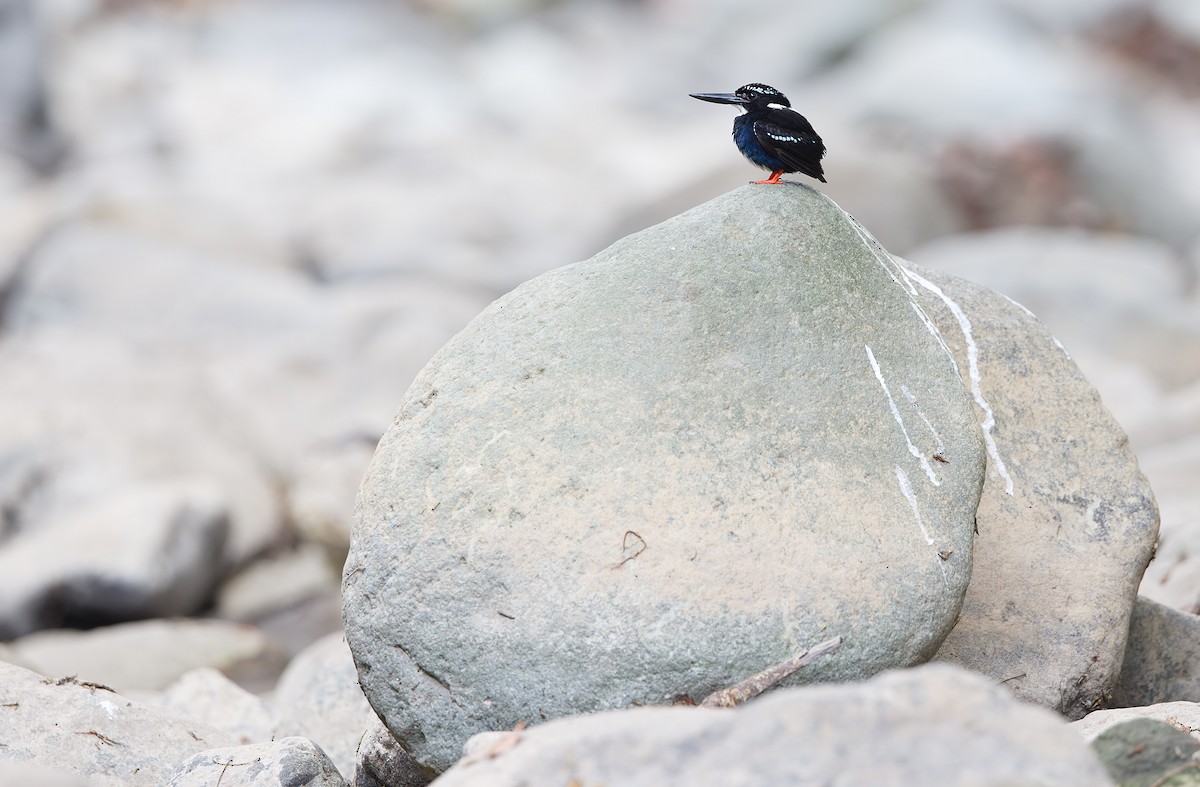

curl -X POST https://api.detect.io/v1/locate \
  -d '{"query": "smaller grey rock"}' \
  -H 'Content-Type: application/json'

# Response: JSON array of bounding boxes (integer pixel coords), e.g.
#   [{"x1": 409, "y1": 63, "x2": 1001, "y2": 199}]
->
[
  {"x1": 433, "y1": 664, "x2": 1112, "y2": 786},
  {"x1": 10, "y1": 618, "x2": 286, "y2": 693},
  {"x1": 273, "y1": 632, "x2": 377, "y2": 780},
  {"x1": 1114, "y1": 596, "x2": 1200, "y2": 707},
  {"x1": 167, "y1": 737, "x2": 347, "y2": 787},
  {"x1": 353, "y1": 716, "x2": 433, "y2": 787},
  {"x1": 1073, "y1": 702, "x2": 1200, "y2": 743},
  {"x1": 1090, "y1": 718, "x2": 1200, "y2": 787},
  {"x1": 285, "y1": 444, "x2": 376, "y2": 549},
  {"x1": 907, "y1": 262, "x2": 1158, "y2": 719},
  {"x1": 153, "y1": 667, "x2": 277, "y2": 745},
  {"x1": 216, "y1": 543, "x2": 339, "y2": 624}
]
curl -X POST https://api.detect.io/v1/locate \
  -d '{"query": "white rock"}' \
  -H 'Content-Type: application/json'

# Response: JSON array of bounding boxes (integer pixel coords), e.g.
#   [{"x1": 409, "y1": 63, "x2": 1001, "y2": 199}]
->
[
  {"x1": 434, "y1": 664, "x2": 1113, "y2": 787},
  {"x1": 0, "y1": 659, "x2": 242, "y2": 786},
  {"x1": 216, "y1": 543, "x2": 339, "y2": 624},
  {"x1": 152, "y1": 667, "x2": 277, "y2": 745},
  {"x1": 272, "y1": 632, "x2": 377, "y2": 781},
  {"x1": 9, "y1": 618, "x2": 286, "y2": 693}
]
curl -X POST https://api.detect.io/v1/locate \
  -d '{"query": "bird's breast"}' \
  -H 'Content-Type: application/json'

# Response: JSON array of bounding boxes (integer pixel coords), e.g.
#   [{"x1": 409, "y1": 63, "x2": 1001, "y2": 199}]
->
[{"x1": 732, "y1": 116, "x2": 784, "y2": 170}]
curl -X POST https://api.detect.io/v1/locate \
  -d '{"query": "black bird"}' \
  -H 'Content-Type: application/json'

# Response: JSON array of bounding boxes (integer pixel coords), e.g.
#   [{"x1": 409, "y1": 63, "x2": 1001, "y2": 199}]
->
[{"x1": 690, "y1": 83, "x2": 826, "y2": 184}]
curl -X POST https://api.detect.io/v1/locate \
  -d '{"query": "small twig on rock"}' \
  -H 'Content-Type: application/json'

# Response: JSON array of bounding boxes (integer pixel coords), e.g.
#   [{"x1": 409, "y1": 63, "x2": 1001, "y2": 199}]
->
[
  {"x1": 612, "y1": 530, "x2": 647, "y2": 569},
  {"x1": 700, "y1": 635, "x2": 843, "y2": 709},
  {"x1": 46, "y1": 675, "x2": 117, "y2": 693},
  {"x1": 76, "y1": 730, "x2": 120, "y2": 746}
]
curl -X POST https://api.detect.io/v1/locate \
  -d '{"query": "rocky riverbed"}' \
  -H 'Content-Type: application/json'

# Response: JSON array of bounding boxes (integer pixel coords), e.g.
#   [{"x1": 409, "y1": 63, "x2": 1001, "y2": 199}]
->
[{"x1": 1, "y1": 0, "x2": 1199, "y2": 785}]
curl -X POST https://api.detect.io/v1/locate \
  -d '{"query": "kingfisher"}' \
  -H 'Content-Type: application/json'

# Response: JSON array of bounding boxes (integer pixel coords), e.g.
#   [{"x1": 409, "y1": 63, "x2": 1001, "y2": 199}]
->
[{"x1": 690, "y1": 83, "x2": 826, "y2": 185}]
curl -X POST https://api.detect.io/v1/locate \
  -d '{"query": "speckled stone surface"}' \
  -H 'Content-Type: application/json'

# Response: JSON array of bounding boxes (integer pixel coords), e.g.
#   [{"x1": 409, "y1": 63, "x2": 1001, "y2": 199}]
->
[{"x1": 344, "y1": 184, "x2": 986, "y2": 771}]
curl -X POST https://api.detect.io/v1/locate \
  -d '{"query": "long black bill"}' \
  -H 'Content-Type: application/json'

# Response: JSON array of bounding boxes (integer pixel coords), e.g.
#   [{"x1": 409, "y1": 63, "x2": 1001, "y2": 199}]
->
[{"x1": 689, "y1": 92, "x2": 747, "y2": 105}]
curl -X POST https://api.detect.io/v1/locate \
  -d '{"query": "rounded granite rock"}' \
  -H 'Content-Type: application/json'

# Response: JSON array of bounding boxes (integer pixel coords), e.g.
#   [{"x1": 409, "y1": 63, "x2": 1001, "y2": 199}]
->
[
  {"x1": 343, "y1": 184, "x2": 987, "y2": 771},
  {"x1": 902, "y1": 262, "x2": 1160, "y2": 719}
]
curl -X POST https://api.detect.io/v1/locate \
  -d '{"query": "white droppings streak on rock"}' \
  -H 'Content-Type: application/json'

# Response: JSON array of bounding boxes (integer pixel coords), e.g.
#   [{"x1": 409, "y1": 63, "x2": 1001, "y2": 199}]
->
[
  {"x1": 822, "y1": 195, "x2": 956, "y2": 364},
  {"x1": 97, "y1": 699, "x2": 119, "y2": 720},
  {"x1": 866, "y1": 345, "x2": 939, "y2": 486},
  {"x1": 908, "y1": 299, "x2": 960, "y2": 372},
  {"x1": 894, "y1": 466, "x2": 933, "y2": 545},
  {"x1": 895, "y1": 466, "x2": 951, "y2": 590},
  {"x1": 902, "y1": 384, "x2": 946, "y2": 455},
  {"x1": 902, "y1": 267, "x2": 1015, "y2": 496},
  {"x1": 997, "y1": 293, "x2": 1070, "y2": 359},
  {"x1": 823, "y1": 194, "x2": 907, "y2": 291},
  {"x1": 999, "y1": 293, "x2": 1037, "y2": 319}
]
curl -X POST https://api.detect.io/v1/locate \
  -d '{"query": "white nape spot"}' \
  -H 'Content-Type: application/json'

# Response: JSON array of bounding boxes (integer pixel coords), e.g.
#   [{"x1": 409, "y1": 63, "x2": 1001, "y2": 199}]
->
[
  {"x1": 902, "y1": 268, "x2": 1015, "y2": 497},
  {"x1": 866, "y1": 345, "x2": 940, "y2": 486},
  {"x1": 767, "y1": 103, "x2": 788, "y2": 110}
]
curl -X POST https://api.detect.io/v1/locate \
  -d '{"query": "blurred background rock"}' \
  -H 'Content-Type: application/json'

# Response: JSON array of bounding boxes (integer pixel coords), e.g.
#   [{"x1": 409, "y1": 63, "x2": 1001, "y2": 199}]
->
[{"x1": 0, "y1": 0, "x2": 1197, "y2": 691}]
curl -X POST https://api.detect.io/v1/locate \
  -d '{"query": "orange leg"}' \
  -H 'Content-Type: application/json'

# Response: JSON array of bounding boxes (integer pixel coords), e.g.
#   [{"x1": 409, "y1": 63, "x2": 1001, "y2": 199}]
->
[{"x1": 753, "y1": 170, "x2": 784, "y2": 185}]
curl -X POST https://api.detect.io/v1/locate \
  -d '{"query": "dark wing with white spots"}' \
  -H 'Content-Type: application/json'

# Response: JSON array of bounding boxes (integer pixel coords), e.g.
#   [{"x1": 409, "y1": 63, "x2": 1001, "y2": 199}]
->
[{"x1": 753, "y1": 114, "x2": 827, "y2": 182}]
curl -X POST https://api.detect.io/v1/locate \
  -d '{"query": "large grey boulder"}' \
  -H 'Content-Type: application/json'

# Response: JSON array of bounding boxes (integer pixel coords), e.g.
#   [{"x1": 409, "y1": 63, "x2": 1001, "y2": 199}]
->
[
  {"x1": 900, "y1": 263, "x2": 1159, "y2": 718},
  {"x1": 0, "y1": 660, "x2": 241, "y2": 786},
  {"x1": 345, "y1": 184, "x2": 987, "y2": 770},
  {"x1": 433, "y1": 664, "x2": 1113, "y2": 786}
]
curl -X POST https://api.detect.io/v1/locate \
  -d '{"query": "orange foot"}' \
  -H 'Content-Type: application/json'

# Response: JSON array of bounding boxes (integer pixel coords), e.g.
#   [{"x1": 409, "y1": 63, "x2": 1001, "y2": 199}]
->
[{"x1": 753, "y1": 170, "x2": 784, "y2": 185}]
